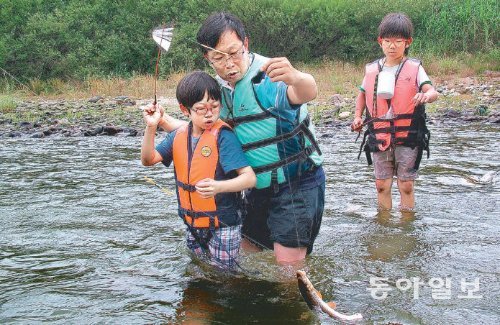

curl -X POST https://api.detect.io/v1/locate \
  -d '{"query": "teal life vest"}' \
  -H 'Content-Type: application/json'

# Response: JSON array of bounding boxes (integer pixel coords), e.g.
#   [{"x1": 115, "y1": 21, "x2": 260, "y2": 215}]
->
[{"x1": 219, "y1": 53, "x2": 323, "y2": 189}]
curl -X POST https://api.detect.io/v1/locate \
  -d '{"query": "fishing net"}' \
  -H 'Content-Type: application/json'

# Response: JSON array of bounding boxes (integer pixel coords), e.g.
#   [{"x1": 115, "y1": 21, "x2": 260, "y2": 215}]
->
[{"x1": 152, "y1": 27, "x2": 173, "y2": 52}]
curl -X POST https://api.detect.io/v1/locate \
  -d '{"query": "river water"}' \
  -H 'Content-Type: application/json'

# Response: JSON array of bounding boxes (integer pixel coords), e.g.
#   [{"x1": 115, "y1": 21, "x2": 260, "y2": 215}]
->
[{"x1": 1, "y1": 123, "x2": 499, "y2": 324}]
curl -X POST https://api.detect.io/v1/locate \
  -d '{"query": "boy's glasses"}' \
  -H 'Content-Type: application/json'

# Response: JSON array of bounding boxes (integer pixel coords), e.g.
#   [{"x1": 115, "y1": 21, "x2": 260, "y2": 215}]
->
[
  {"x1": 207, "y1": 44, "x2": 246, "y2": 67},
  {"x1": 190, "y1": 101, "x2": 220, "y2": 115},
  {"x1": 381, "y1": 38, "x2": 408, "y2": 48}
]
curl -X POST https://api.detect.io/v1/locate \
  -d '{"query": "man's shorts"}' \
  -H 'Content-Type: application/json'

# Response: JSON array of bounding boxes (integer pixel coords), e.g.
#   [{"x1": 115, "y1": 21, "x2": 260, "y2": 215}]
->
[
  {"x1": 186, "y1": 224, "x2": 241, "y2": 270},
  {"x1": 242, "y1": 167, "x2": 325, "y2": 254},
  {"x1": 373, "y1": 145, "x2": 419, "y2": 181}
]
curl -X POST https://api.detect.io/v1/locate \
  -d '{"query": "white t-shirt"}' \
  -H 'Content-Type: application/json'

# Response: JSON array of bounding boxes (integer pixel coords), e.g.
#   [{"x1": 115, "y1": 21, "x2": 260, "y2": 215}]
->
[{"x1": 361, "y1": 59, "x2": 431, "y2": 92}]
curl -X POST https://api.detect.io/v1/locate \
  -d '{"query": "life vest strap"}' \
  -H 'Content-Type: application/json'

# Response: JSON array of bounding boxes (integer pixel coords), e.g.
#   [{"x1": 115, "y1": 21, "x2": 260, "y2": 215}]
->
[
  {"x1": 241, "y1": 125, "x2": 301, "y2": 151},
  {"x1": 231, "y1": 112, "x2": 270, "y2": 125},
  {"x1": 229, "y1": 108, "x2": 301, "y2": 127},
  {"x1": 367, "y1": 113, "x2": 414, "y2": 124},
  {"x1": 357, "y1": 130, "x2": 368, "y2": 160},
  {"x1": 393, "y1": 113, "x2": 414, "y2": 120},
  {"x1": 252, "y1": 146, "x2": 315, "y2": 174},
  {"x1": 179, "y1": 207, "x2": 217, "y2": 217},
  {"x1": 358, "y1": 129, "x2": 430, "y2": 169},
  {"x1": 179, "y1": 207, "x2": 235, "y2": 218},
  {"x1": 179, "y1": 207, "x2": 236, "y2": 217},
  {"x1": 176, "y1": 180, "x2": 196, "y2": 192},
  {"x1": 372, "y1": 125, "x2": 414, "y2": 134},
  {"x1": 394, "y1": 134, "x2": 419, "y2": 145},
  {"x1": 185, "y1": 226, "x2": 212, "y2": 250},
  {"x1": 184, "y1": 215, "x2": 219, "y2": 229},
  {"x1": 358, "y1": 129, "x2": 383, "y2": 164},
  {"x1": 241, "y1": 115, "x2": 322, "y2": 155},
  {"x1": 301, "y1": 119, "x2": 323, "y2": 155},
  {"x1": 364, "y1": 144, "x2": 373, "y2": 165},
  {"x1": 178, "y1": 207, "x2": 229, "y2": 229}
]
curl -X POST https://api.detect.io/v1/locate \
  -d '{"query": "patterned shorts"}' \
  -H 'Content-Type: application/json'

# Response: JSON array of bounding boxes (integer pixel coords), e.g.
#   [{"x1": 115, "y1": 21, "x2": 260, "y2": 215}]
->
[
  {"x1": 186, "y1": 224, "x2": 242, "y2": 270},
  {"x1": 373, "y1": 145, "x2": 419, "y2": 181}
]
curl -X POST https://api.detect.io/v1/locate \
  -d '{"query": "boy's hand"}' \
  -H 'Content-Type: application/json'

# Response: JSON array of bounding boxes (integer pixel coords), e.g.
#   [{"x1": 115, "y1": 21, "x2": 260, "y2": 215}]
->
[
  {"x1": 195, "y1": 178, "x2": 220, "y2": 198},
  {"x1": 142, "y1": 104, "x2": 164, "y2": 127},
  {"x1": 260, "y1": 57, "x2": 301, "y2": 85},
  {"x1": 412, "y1": 92, "x2": 431, "y2": 106},
  {"x1": 351, "y1": 116, "x2": 363, "y2": 132}
]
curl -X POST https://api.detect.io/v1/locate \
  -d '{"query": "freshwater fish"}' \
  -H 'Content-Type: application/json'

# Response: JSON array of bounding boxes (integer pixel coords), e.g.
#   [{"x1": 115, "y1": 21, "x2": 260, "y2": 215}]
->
[
  {"x1": 478, "y1": 170, "x2": 498, "y2": 183},
  {"x1": 464, "y1": 170, "x2": 498, "y2": 185},
  {"x1": 297, "y1": 270, "x2": 363, "y2": 322}
]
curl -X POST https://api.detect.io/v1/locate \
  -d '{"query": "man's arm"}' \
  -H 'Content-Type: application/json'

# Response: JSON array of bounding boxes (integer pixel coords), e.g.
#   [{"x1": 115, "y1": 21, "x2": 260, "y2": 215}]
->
[
  {"x1": 143, "y1": 103, "x2": 188, "y2": 132},
  {"x1": 260, "y1": 57, "x2": 317, "y2": 105},
  {"x1": 158, "y1": 114, "x2": 188, "y2": 132}
]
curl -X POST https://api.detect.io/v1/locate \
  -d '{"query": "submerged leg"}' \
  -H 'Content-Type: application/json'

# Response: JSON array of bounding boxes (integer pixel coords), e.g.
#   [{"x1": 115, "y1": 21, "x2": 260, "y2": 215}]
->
[
  {"x1": 240, "y1": 237, "x2": 263, "y2": 253},
  {"x1": 397, "y1": 179, "x2": 415, "y2": 211},
  {"x1": 376, "y1": 178, "x2": 393, "y2": 210},
  {"x1": 274, "y1": 243, "x2": 307, "y2": 265}
]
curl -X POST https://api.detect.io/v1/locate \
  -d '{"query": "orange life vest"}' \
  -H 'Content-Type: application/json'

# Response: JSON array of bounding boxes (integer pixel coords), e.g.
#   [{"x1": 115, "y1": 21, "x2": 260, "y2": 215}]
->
[
  {"x1": 364, "y1": 58, "x2": 421, "y2": 151},
  {"x1": 358, "y1": 58, "x2": 430, "y2": 169},
  {"x1": 172, "y1": 119, "x2": 231, "y2": 229}
]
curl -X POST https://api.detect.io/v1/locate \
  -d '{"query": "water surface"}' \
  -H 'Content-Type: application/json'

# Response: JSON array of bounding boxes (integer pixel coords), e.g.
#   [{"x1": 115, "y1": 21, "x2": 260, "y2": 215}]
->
[{"x1": 1, "y1": 124, "x2": 499, "y2": 324}]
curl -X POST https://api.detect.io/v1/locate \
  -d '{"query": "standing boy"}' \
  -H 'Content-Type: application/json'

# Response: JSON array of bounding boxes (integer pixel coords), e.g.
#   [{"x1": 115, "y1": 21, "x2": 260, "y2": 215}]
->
[
  {"x1": 141, "y1": 71, "x2": 255, "y2": 270},
  {"x1": 351, "y1": 12, "x2": 439, "y2": 211}
]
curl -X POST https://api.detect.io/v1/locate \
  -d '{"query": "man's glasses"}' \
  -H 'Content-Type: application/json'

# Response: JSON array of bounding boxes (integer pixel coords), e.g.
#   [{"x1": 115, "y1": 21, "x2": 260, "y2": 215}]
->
[
  {"x1": 190, "y1": 100, "x2": 220, "y2": 116},
  {"x1": 381, "y1": 38, "x2": 408, "y2": 48},
  {"x1": 207, "y1": 44, "x2": 246, "y2": 67}
]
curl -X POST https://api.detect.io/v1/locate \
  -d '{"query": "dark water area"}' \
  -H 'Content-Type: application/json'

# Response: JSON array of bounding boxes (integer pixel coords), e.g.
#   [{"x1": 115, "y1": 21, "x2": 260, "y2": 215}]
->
[{"x1": 1, "y1": 124, "x2": 499, "y2": 324}]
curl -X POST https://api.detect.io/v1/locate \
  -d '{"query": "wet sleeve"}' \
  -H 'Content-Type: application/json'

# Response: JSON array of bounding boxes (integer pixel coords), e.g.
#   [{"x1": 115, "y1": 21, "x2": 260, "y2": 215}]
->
[
  {"x1": 217, "y1": 129, "x2": 249, "y2": 174},
  {"x1": 155, "y1": 130, "x2": 177, "y2": 167}
]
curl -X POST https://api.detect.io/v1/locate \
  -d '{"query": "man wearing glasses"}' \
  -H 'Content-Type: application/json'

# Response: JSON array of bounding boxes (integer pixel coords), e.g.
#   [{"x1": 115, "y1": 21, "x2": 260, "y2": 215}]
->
[{"x1": 160, "y1": 12, "x2": 325, "y2": 265}]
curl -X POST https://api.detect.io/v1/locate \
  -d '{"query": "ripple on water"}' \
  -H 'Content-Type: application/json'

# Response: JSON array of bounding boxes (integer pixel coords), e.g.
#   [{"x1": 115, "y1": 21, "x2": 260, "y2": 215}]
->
[{"x1": 1, "y1": 126, "x2": 499, "y2": 323}]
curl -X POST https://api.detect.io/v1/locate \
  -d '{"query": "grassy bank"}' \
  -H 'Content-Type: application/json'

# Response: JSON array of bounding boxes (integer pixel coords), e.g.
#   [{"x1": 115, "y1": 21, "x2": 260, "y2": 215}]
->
[
  {"x1": 1, "y1": 53, "x2": 498, "y2": 127},
  {"x1": 2, "y1": 51, "x2": 498, "y2": 98}
]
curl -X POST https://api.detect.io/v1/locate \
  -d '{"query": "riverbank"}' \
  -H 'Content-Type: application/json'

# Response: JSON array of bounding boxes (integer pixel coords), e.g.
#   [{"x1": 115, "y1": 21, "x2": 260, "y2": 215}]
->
[{"x1": 1, "y1": 73, "x2": 498, "y2": 139}]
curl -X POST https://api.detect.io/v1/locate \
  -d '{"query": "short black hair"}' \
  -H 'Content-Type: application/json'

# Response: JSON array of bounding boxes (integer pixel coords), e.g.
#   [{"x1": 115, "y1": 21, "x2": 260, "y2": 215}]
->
[
  {"x1": 378, "y1": 12, "x2": 414, "y2": 55},
  {"x1": 176, "y1": 71, "x2": 221, "y2": 109},
  {"x1": 196, "y1": 12, "x2": 246, "y2": 54}
]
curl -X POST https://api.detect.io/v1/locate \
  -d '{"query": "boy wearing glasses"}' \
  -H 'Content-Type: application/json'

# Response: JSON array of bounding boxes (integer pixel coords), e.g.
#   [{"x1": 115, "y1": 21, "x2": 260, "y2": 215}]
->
[
  {"x1": 141, "y1": 71, "x2": 255, "y2": 270},
  {"x1": 351, "y1": 12, "x2": 439, "y2": 211},
  {"x1": 158, "y1": 12, "x2": 325, "y2": 265}
]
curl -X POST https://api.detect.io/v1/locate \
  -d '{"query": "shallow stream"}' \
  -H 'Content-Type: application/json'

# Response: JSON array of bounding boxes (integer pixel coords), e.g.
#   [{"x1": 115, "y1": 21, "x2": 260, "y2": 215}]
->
[{"x1": 1, "y1": 123, "x2": 498, "y2": 324}]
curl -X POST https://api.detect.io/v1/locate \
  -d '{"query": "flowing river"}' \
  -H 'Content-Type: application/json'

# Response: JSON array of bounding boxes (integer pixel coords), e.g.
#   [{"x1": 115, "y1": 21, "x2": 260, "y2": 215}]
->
[{"x1": 1, "y1": 123, "x2": 499, "y2": 324}]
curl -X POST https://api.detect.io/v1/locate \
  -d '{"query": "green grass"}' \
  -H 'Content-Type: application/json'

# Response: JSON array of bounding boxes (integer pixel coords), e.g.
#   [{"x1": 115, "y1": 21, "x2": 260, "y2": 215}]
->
[
  {"x1": 2, "y1": 49, "x2": 497, "y2": 100},
  {"x1": 0, "y1": 49, "x2": 496, "y2": 129},
  {"x1": 0, "y1": 95, "x2": 17, "y2": 113}
]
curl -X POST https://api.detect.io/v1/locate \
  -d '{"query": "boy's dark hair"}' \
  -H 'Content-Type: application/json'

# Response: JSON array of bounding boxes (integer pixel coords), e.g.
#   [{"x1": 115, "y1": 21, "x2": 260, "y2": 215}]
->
[
  {"x1": 196, "y1": 12, "x2": 246, "y2": 54},
  {"x1": 176, "y1": 71, "x2": 221, "y2": 109},
  {"x1": 378, "y1": 12, "x2": 414, "y2": 55}
]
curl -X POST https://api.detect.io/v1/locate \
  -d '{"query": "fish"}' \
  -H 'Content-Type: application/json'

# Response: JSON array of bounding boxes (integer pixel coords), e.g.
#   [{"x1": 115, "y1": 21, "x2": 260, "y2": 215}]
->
[
  {"x1": 297, "y1": 270, "x2": 363, "y2": 322},
  {"x1": 479, "y1": 170, "x2": 497, "y2": 183},
  {"x1": 464, "y1": 170, "x2": 498, "y2": 185}
]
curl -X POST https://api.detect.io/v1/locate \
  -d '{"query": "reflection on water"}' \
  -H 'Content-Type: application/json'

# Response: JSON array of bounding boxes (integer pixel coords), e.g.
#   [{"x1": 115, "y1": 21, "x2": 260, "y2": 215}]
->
[
  {"x1": 173, "y1": 271, "x2": 316, "y2": 324},
  {"x1": 365, "y1": 211, "x2": 418, "y2": 262},
  {"x1": 1, "y1": 124, "x2": 499, "y2": 324}
]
